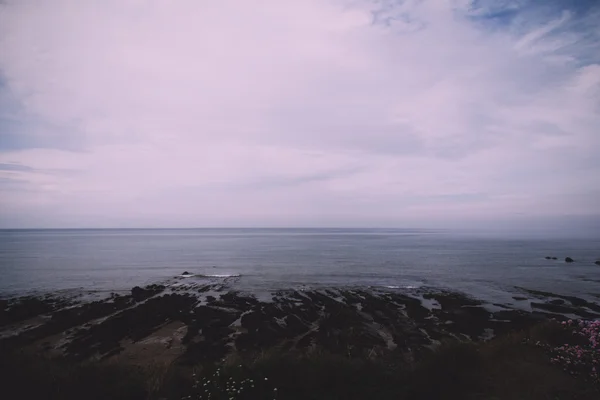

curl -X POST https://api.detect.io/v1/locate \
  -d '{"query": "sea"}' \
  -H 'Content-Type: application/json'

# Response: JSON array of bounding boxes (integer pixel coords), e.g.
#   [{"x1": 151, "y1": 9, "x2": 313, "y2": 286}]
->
[{"x1": 1, "y1": 228, "x2": 599, "y2": 304}]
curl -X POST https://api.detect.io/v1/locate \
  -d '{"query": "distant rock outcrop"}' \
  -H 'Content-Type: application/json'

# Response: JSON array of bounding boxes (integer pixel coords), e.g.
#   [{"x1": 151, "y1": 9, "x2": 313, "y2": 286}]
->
[
  {"x1": 551, "y1": 257, "x2": 557, "y2": 260},
  {"x1": 545, "y1": 256, "x2": 551, "y2": 260},
  {"x1": 565, "y1": 257, "x2": 574, "y2": 263},
  {"x1": 595, "y1": 260, "x2": 600, "y2": 266},
  {"x1": 131, "y1": 284, "x2": 164, "y2": 302}
]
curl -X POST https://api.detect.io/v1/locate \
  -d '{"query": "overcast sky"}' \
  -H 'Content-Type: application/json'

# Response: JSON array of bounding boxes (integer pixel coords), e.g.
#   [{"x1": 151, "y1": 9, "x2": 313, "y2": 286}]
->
[{"x1": 0, "y1": 0, "x2": 599, "y2": 229}]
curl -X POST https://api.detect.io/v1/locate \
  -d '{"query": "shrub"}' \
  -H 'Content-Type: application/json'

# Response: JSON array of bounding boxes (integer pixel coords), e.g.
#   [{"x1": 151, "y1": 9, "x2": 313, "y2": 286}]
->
[{"x1": 547, "y1": 320, "x2": 600, "y2": 383}]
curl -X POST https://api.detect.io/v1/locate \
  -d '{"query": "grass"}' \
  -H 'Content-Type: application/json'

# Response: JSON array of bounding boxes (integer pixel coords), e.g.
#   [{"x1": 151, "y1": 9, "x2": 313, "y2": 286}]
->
[
  {"x1": 0, "y1": 350, "x2": 148, "y2": 400},
  {"x1": 1, "y1": 321, "x2": 598, "y2": 400}
]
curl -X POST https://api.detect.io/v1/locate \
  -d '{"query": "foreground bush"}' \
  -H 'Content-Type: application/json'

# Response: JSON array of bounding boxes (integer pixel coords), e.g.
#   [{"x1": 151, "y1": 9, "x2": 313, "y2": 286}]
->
[
  {"x1": 547, "y1": 319, "x2": 600, "y2": 382},
  {"x1": 0, "y1": 351, "x2": 147, "y2": 400},
  {"x1": 182, "y1": 365, "x2": 277, "y2": 400},
  {"x1": 2, "y1": 321, "x2": 600, "y2": 400}
]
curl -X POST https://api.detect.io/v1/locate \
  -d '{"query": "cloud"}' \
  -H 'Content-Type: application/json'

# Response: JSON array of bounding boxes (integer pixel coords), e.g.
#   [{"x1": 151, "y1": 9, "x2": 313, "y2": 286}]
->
[
  {"x1": 0, "y1": 162, "x2": 34, "y2": 172},
  {"x1": 0, "y1": 0, "x2": 599, "y2": 228}
]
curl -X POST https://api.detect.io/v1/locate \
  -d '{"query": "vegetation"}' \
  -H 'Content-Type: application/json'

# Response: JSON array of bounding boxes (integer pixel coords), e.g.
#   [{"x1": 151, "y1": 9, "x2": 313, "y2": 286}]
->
[{"x1": 1, "y1": 320, "x2": 598, "y2": 400}]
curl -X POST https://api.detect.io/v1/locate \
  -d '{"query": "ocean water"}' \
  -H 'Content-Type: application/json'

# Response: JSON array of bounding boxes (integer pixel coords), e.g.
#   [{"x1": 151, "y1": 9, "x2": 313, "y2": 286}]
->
[{"x1": 0, "y1": 228, "x2": 599, "y2": 303}]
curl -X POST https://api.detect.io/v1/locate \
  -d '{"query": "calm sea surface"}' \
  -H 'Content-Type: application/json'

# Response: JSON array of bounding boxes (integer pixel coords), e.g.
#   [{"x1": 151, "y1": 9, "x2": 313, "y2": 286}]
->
[{"x1": 1, "y1": 228, "x2": 599, "y2": 303}]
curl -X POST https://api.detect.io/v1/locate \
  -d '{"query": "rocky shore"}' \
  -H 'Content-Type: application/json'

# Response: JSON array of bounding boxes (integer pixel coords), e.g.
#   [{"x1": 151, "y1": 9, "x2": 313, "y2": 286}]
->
[{"x1": 2, "y1": 276, "x2": 600, "y2": 367}]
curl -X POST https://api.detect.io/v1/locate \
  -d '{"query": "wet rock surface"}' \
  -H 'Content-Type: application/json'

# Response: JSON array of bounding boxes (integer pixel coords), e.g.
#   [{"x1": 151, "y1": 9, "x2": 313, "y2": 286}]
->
[
  {"x1": 2, "y1": 283, "x2": 600, "y2": 365},
  {"x1": 0, "y1": 295, "x2": 73, "y2": 328},
  {"x1": 516, "y1": 287, "x2": 600, "y2": 314}
]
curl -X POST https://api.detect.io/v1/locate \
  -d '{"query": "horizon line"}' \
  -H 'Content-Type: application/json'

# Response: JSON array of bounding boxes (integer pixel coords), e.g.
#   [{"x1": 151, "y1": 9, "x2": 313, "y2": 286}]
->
[{"x1": 0, "y1": 226, "x2": 447, "y2": 230}]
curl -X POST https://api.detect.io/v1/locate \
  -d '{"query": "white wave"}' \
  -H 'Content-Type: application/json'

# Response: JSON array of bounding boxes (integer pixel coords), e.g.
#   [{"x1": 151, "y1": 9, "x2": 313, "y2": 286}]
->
[
  {"x1": 178, "y1": 272, "x2": 241, "y2": 278},
  {"x1": 383, "y1": 285, "x2": 419, "y2": 289},
  {"x1": 202, "y1": 274, "x2": 241, "y2": 278}
]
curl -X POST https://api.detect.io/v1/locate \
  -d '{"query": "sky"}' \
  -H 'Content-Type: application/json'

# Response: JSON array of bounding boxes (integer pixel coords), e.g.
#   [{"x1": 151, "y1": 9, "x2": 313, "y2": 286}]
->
[{"x1": 0, "y1": 0, "x2": 599, "y2": 230}]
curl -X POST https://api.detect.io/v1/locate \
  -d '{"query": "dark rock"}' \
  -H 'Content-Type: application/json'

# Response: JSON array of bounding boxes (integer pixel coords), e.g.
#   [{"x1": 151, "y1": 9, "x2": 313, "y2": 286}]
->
[
  {"x1": 595, "y1": 260, "x2": 600, "y2": 266},
  {"x1": 182, "y1": 271, "x2": 191, "y2": 275},
  {"x1": 131, "y1": 285, "x2": 164, "y2": 302},
  {"x1": 65, "y1": 293, "x2": 197, "y2": 360},
  {"x1": 217, "y1": 292, "x2": 259, "y2": 309},
  {"x1": 284, "y1": 314, "x2": 309, "y2": 335},
  {"x1": 181, "y1": 303, "x2": 239, "y2": 345},
  {"x1": 565, "y1": 257, "x2": 574, "y2": 263},
  {"x1": 512, "y1": 296, "x2": 528, "y2": 301},
  {"x1": 131, "y1": 286, "x2": 143, "y2": 298},
  {"x1": 237, "y1": 308, "x2": 287, "y2": 351},
  {"x1": 0, "y1": 296, "x2": 71, "y2": 327},
  {"x1": 517, "y1": 287, "x2": 600, "y2": 312},
  {"x1": 388, "y1": 293, "x2": 430, "y2": 322},
  {"x1": 493, "y1": 310, "x2": 529, "y2": 321},
  {"x1": 530, "y1": 302, "x2": 599, "y2": 318},
  {"x1": 295, "y1": 305, "x2": 321, "y2": 324},
  {"x1": 2, "y1": 294, "x2": 132, "y2": 352},
  {"x1": 198, "y1": 285, "x2": 212, "y2": 293},
  {"x1": 545, "y1": 256, "x2": 552, "y2": 260},
  {"x1": 8, "y1": 285, "x2": 598, "y2": 364},
  {"x1": 551, "y1": 257, "x2": 557, "y2": 260},
  {"x1": 240, "y1": 311, "x2": 265, "y2": 332},
  {"x1": 435, "y1": 306, "x2": 491, "y2": 340},
  {"x1": 423, "y1": 292, "x2": 482, "y2": 310}
]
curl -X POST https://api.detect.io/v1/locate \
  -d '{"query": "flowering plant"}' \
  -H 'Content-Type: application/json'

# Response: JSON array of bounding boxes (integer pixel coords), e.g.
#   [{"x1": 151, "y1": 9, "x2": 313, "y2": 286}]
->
[
  {"x1": 548, "y1": 319, "x2": 600, "y2": 383},
  {"x1": 180, "y1": 366, "x2": 278, "y2": 400}
]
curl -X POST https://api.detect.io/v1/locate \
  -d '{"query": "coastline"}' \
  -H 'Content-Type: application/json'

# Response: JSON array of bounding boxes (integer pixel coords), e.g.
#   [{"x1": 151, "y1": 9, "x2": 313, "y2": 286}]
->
[
  {"x1": 2, "y1": 276, "x2": 600, "y2": 399},
  {"x1": 2, "y1": 275, "x2": 600, "y2": 364}
]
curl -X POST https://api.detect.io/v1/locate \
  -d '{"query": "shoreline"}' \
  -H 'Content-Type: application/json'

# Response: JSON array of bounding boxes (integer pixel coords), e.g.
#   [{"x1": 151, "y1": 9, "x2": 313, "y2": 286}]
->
[{"x1": 2, "y1": 275, "x2": 600, "y2": 365}]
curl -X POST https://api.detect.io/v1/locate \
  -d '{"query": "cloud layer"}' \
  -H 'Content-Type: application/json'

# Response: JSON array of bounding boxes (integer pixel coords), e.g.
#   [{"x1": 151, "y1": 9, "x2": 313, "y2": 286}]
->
[{"x1": 1, "y1": 0, "x2": 599, "y2": 228}]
